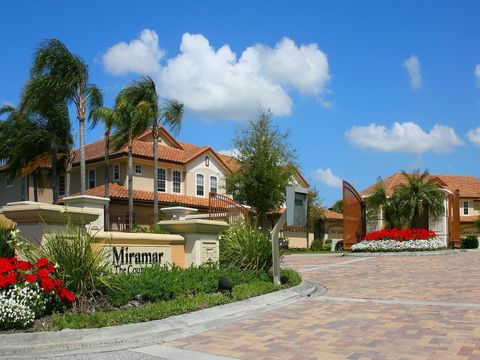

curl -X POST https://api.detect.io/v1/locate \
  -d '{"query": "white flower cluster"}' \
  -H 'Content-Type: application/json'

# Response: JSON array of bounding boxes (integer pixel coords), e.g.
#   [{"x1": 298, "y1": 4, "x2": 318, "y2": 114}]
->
[
  {"x1": 351, "y1": 238, "x2": 446, "y2": 252},
  {"x1": 0, "y1": 285, "x2": 45, "y2": 330}
]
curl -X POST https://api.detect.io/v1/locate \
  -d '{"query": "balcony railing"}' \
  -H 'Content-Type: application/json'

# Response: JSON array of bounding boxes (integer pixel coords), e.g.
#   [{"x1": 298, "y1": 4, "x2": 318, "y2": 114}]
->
[{"x1": 106, "y1": 210, "x2": 156, "y2": 232}]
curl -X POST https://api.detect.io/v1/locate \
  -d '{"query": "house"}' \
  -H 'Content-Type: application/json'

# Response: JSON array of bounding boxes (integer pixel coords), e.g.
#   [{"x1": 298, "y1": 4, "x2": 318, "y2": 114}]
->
[
  {"x1": 0, "y1": 127, "x2": 309, "y2": 232},
  {"x1": 359, "y1": 172, "x2": 480, "y2": 240}
]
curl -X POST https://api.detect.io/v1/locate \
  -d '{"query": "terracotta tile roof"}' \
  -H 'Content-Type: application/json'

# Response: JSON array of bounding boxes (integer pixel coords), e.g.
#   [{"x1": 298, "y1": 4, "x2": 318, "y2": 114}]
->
[
  {"x1": 70, "y1": 128, "x2": 235, "y2": 172},
  {"x1": 80, "y1": 183, "x2": 210, "y2": 208},
  {"x1": 323, "y1": 209, "x2": 343, "y2": 221},
  {"x1": 460, "y1": 215, "x2": 480, "y2": 223},
  {"x1": 360, "y1": 172, "x2": 480, "y2": 199},
  {"x1": 19, "y1": 153, "x2": 65, "y2": 177}
]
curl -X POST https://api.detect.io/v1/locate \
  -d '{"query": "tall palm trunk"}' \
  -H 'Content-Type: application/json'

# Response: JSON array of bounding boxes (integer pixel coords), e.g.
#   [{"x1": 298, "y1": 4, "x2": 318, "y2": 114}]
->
[
  {"x1": 78, "y1": 92, "x2": 87, "y2": 194},
  {"x1": 127, "y1": 138, "x2": 134, "y2": 229},
  {"x1": 104, "y1": 127, "x2": 110, "y2": 230},
  {"x1": 65, "y1": 146, "x2": 72, "y2": 197},
  {"x1": 50, "y1": 141, "x2": 58, "y2": 204},
  {"x1": 152, "y1": 120, "x2": 159, "y2": 225}
]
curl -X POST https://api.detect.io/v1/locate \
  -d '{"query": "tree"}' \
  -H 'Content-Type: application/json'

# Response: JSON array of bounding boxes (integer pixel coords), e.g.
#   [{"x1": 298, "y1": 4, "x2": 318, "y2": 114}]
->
[
  {"x1": 226, "y1": 110, "x2": 296, "y2": 226},
  {"x1": 307, "y1": 188, "x2": 324, "y2": 233},
  {"x1": 331, "y1": 199, "x2": 343, "y2": 214},
  {"x1": 365, "y1": 170, "x2": 445, "y2": 229},
  {"x1": 30, "y1": 39, "x2": 102, "y2": 194},
  {"x1": 395, "y1": 170, "x2": 445, "y2": 228},
  {"x1": 112, "y1": 79, "x2": 153, "y2": 228},
  {"x1": 90, "y1": 106, "x2": 119, "y2": 229}
]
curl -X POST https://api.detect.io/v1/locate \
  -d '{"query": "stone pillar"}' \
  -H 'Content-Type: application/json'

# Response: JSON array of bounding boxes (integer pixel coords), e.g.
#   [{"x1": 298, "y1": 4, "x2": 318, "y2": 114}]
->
[
  {"x1": 1, "y1": 201, "x2": 99, "y2": 246},
  {"x1": 429, "y1": 193, "x2": 449, "y2": 247},
  {"x1": 158, "y1": 219, "x2": 229, "y2": 267},
  {"x1": 63, "y1": 195, "x2": 110, "y2": 231}
]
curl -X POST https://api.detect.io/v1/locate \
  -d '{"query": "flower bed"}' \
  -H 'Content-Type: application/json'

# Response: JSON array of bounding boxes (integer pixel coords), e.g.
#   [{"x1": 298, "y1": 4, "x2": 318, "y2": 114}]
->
[
  {"x1": 351, "y1": 228, "x2": 445, "y2": 252},
  {"x1": 0, "y1": 256, "x2": 75, "y2": 330}
]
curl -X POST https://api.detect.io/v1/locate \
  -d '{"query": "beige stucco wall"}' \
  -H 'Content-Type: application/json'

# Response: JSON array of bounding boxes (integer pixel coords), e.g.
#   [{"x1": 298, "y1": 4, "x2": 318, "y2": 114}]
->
[
  {"x1": 185, "y1": 150, "x2": 227, "y2": 198},
  {"x1": 460, "y1": 198, "x2": 480, "y2": 217},
  {"x1": 283, "y1": 227, "x2": 308, "y2": 248}
]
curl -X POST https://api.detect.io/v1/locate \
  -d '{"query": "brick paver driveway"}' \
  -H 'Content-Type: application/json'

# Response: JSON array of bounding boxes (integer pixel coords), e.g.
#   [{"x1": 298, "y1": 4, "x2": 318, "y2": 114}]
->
[{"x1": 170, "y1": 252, "x2": 480, "y2": 359}]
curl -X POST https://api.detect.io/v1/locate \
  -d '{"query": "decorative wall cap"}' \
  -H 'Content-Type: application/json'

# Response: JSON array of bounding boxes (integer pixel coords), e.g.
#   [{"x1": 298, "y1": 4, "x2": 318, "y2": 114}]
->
[
  {"x1": 158, "y1": 219, "x2": 229, "y2": 234},
  {"x1": 92, "y1": 231, "x2": 184, "y2": 244},
  {"x1": 63, "y1": 195, "x2": 111, "y2": 205},
  {"x1": 2, "y1": 202, "x2": 100, "y2": 224}
]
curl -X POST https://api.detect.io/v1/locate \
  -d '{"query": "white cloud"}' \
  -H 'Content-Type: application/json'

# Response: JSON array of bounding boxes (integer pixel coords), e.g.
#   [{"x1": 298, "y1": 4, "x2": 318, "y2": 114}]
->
[
  {"x1": 475, "y1": 65, "x2": 480, "y2": 86},
  {"x1": 217, "y1": 148, "x2": 239, "y2": 157},
  {"x1": 345, "y1": 122, "x2": 463, "y2": 154},
  {"x1": 467, "y1": 128, "x2": 480, "y2": 147},
  {"x1": 102, "y1": 30, "x2": 331, "y2": 120},
  {"x1": 403, "y1": 55, "x2": 422, "y2": 89},
  {"x1": 312, "y1": 168, "x2": 342, "y2": 188},
  {"x1": 102, "y1": 29, "x2": 164, "y2": 76}
]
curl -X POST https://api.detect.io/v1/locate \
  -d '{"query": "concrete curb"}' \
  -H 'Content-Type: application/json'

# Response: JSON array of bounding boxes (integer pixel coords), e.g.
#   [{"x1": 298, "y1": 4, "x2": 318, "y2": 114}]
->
[
  {"x1": 344, "y1": 249, "x2": 465, "y2": 257},
  {"x1": 0, "y1": 281, "x2": 319, "y2": 359}
]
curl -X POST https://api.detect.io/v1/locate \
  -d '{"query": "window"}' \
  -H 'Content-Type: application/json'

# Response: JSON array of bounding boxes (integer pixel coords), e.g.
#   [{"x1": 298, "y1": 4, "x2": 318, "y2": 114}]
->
[
  {"x1": 58, "y1": 176, "x2": 65, "y2": 196},
  {"x1": 464, "y1": 201, "x2": 469, "y2": 215},
  {"x1": 196, "y1": 173, "x2": 204, "y2": 196},
  {"x1": 135, "y1": 164, "x2": 142, "y2": 175},
  {"x1": 113, "y1": 164, "x2": 120, "y2": 182},
  {"x1": 157, "y1": 168, "x2": 166, "y2": 192},
  {"x1": 210, "y1": 176, "x2": 217, "y2": 194},
  {"x1": 88, "y1": 169, "x2": 96, "y2": 189},
  {"x1": 5, "y1": 176, "x2": 12, "y2": 188},
  {"x1": 205, "y1": 156, "x2": 210, "y2": 167},
  {"x1": 173, "y1": 170, "x2": 181, "y2": 193}
]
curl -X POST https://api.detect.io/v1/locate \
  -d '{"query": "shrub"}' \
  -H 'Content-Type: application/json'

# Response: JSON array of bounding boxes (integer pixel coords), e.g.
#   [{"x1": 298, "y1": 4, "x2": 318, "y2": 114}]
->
[
  {"x1": 219, "y1": 223, "x2": 273, "y2": 271},
  {"x1": 39, "y1": 226, "x2": 111, "y2": 303},
  {"x1": 310, "y1": 239, "x2": 323, "y2": 251},
  {"x1": 323, "y1": 239, "x2": 332, "y2": 250},
  {"x1": 130, "y1": 224, "x2": 168, "y2": 234},
  {"x1": 106, "y1": 264, "x2": 272, "y2": 307},
  {"x1": 0, "y1": 228, "x2": 15, "y2": 258},
  {"x1": 363, "y1": 228, "x2": 437, "y2": 241},
  {"x1": 0, "y1": 256, "x2": 75, "y2": 330},
  {"x1": 280, "y1": 269, "x2": 302, "y2": 287},
  {"x1": 461, "y1": 236, "x2": 479, "y2": 249}
]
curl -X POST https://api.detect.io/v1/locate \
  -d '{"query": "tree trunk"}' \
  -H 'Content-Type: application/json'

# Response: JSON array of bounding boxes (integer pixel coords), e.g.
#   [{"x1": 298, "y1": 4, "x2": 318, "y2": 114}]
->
[
  {"x1": 128, "y1": 139, "x2": 133, "y2": 229},
  {"x1": 65, "y1": 149, "x2": 72, "y2": 197},
  {"x1": 104, "y1": 128, "x2": 110, "y2": 230},
  {"x1": 33, "y1": 171, "x2": 38, "y2": 202},
  {"x1": 153, "y1": 120, "x2": 159, "y2": 225},
  {"x1": 51, "y1": 142, "x2": 58, "y2": 204},
  {"x1": 79, "y1": 118, "x2": 86, "y2": 194}
]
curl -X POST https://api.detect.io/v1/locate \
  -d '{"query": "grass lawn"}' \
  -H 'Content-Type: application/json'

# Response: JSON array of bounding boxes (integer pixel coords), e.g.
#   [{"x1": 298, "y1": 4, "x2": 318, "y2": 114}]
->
[{"x1": 46, "y1": 268, "x2": 301, "y2": 330}]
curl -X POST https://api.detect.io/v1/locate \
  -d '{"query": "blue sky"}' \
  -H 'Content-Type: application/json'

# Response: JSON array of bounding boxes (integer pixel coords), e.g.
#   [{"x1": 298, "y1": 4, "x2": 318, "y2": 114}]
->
[{"x1": 1, "y1": 1, "x2": 480, "y2": 206}]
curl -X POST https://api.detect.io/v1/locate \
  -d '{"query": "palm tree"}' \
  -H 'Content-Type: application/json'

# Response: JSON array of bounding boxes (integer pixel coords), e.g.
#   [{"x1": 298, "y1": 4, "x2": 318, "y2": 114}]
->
[
  {"x1": 30, "y1": 39, "x2": 103, "y2": 194},
  {"x1": 395, "y1": 170, "x2": 445, "y2": 228},
  {"x1": 90, "y1": 107, "x2": 119, "y2": 229},
  {"x1": 112, "y1": 80, "x2": 152, "y2": 228},
  {"x1": 113, "y1": 76, "x2": 183, "y2": 224}
]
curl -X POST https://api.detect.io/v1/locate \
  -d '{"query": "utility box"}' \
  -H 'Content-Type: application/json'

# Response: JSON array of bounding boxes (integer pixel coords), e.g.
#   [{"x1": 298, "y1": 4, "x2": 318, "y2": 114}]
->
[{"x1": 286, "y1": 186, "x2": 308, "y2": 227}]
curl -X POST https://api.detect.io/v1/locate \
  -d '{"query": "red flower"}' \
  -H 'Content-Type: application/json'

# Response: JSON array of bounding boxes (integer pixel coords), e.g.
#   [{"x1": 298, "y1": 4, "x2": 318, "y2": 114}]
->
[
  {"x1": 362, "y1": 228, "x2": 437, "y2": 242},
  {"x1": 57, "y1": 287, "x2": 75, "y2": 303},
  {"x1": 26, "y1": 274, "x2": 37, "y2": 283},
  {"x1": 0, "y1": 258, "x2": 13, "y2": 274},
  {"x1": 5, "y1": 271, "x2": 17, "y2": 286},
  {"x1": 36, "y1": 257, "x2": 50, "y2": 268},
  {"x1": 37, "y1": 268, "x2": 50, "y2": 280},
  {"x1": 54, "y1": 279, "x2": 62, "y2": 288},
  {"x1": 15, "y1": 261, "x2": 32, "y2": 271},
  {"x1": 41, "y1": 277, "x2": 55, "y2": 293}
]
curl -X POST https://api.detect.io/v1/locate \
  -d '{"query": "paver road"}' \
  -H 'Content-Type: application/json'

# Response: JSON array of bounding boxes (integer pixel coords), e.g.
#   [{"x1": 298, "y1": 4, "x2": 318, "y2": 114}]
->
[{"x1": 169, "y1": 252, "x2": 480, "y2": 360}]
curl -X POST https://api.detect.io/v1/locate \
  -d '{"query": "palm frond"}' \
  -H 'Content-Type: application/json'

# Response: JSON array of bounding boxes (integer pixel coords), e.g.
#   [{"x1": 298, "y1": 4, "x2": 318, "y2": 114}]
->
[
  {"x1": 161, "y1": 99, "x2": 184, "y2": 135},
  {"x1": 86, "y1": 84, "x2": 104, "y2": 127}
]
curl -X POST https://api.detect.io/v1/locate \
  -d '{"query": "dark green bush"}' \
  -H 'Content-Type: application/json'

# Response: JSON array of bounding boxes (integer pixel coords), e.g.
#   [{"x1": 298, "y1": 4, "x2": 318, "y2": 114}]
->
[
  {"x1": 0, "y1": 227, "x2": 15, "y2": 258},
  {"x1": 310, "y1": 239, "x2": 323, "y2": 251},
  {"x1": 106, "y1": 264, "x2": 271, "y2": 307},
  {"x1": 461, "y1": 236, "x2": 479, "y2": 249},
  {"x1": 219, "y1": 223, "x2": 273, "y2": 271},
  {"x1": 280, "y1": 268, "x2": 302, "y2": 287},
  {"x1": 279, "y1": 237, "x2": 289, "y2": 250}
]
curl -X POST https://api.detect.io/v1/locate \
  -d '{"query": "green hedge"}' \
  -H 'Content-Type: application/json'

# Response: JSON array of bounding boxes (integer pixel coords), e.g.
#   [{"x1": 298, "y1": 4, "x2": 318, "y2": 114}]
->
[{"x1": 461, "y1": 236, "x2": 479, "y2": 249}]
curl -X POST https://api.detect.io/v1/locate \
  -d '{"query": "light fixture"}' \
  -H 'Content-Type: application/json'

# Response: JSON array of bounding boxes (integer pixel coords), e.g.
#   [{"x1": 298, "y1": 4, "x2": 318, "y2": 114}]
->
[{"x1": 205, "y1": 156, "x2": 210, "y2": 167}]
